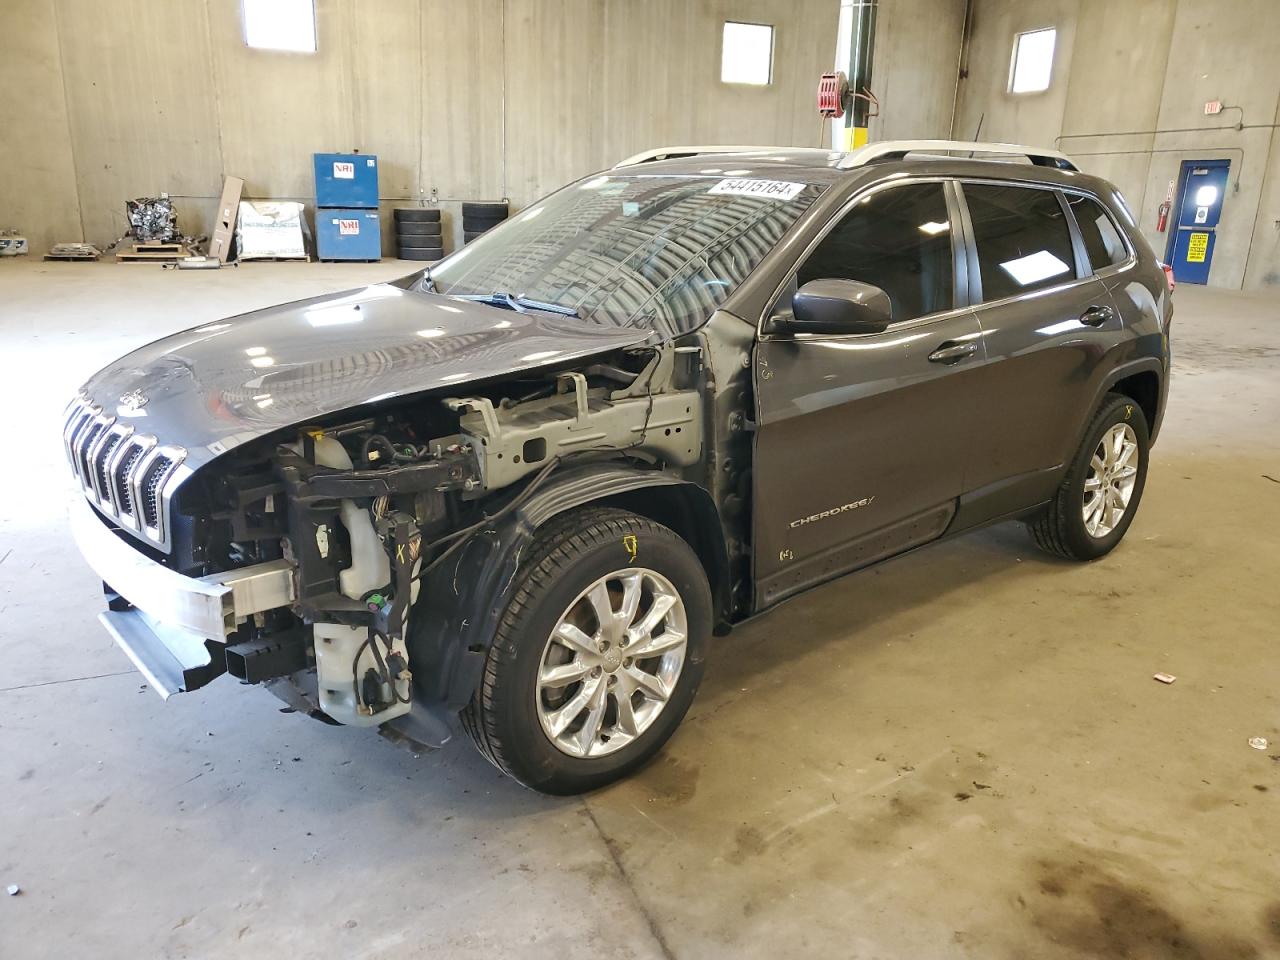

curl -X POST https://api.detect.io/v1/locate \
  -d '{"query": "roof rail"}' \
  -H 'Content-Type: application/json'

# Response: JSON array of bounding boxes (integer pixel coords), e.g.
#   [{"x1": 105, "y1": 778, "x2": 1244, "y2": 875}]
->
[
  {"x1": 838, "y1": 139, "x2": 1077, "y2": 171},
  {"x1": 614, "y1": 145, "x2": 785, "y2": 168}
]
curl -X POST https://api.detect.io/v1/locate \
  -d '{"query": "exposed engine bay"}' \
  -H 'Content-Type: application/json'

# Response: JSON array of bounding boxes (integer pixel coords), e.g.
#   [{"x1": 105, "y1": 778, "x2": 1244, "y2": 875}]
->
[{"x1": 155, "y1": 344, "x2": 704, "y2": 734}]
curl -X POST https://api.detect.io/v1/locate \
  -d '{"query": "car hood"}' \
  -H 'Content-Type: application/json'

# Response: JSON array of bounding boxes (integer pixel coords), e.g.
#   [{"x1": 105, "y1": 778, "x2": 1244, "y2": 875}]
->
[{"x1": 81, "y1": 282, "x2": 654, "y2": 470}]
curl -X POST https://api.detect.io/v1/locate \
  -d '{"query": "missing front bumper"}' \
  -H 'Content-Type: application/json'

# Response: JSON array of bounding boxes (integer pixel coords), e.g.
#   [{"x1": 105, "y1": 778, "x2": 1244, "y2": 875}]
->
[
  {"x1": 70, "y1": 498, "x2": 297, "y2": 695},
  {"x1": 98, "y1": 607, "x2": 225, "y2": 699}
]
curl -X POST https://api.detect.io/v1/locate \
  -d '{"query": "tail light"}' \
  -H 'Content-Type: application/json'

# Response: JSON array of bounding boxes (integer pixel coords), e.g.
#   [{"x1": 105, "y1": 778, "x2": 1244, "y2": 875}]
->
[{"x1": 1159, "y1": 262, "x2": 1175, "y2": 332}]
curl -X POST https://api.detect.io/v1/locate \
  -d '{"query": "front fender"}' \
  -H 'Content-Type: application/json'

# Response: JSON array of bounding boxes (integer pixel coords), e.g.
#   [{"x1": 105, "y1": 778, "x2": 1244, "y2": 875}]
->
[{"x1": 407, "y1": 463, "x2": 705, "y2": 711}]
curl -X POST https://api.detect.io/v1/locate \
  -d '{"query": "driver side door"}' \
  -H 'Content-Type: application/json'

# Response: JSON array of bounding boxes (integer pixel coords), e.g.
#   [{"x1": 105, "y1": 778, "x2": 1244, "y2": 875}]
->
[{"x1": 752, "y1": 179, "x2": 983, "y2": 609}]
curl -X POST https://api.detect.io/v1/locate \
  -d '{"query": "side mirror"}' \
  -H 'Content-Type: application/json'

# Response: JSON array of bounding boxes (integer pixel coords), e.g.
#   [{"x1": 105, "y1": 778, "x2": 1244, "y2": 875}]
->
[{"x1": 787, "y1": 279, "x2": 893, "y2": 335}]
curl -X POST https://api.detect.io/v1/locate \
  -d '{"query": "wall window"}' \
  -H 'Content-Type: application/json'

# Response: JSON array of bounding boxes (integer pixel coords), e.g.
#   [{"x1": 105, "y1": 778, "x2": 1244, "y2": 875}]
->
[
  {"x1": 721, "y1": 22, "x2": 774, "y2": 85},
  {"x1": 964, "y1": 184, "x2": 1075, "y2": 301},
  {"x1": 797, "y1": 183, "x2": 954, "y2": 323},
  {"x1": 1008, "y1": 27, "x2": 1056, "y2": 93},
  {"x1": 242, "y1": 0, "x2": 317, "y2": 53}
]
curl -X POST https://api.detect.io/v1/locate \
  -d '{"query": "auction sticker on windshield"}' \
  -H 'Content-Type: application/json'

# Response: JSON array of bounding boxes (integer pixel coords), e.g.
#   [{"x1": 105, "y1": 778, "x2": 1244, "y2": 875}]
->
[{"x1": 708, "y1": 178, "x2": 805, "y2": 201}]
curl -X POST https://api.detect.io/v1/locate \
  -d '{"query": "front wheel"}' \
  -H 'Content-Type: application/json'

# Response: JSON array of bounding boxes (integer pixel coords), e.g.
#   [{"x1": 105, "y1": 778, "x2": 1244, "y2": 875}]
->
[
  {"x1": 461, "y1": 507, "x2": 711, "y2": 794},
  {"x1": 1027, "y1": 392, "x2": 1150, "y2": 561}
]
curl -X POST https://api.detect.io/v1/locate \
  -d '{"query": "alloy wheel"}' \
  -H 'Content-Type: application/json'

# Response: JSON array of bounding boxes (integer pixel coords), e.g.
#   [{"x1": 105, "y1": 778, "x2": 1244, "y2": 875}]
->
[
  {"x1": 535, "y1": 568, "x2": 688, "y2": 759},
  {"x1": 1083, "y1": 422, "x2": 1139, "y2": 538}
]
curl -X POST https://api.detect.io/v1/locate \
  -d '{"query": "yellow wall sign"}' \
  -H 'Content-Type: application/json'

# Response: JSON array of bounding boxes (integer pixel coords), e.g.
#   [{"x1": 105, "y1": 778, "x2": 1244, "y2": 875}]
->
[{"x1": 1187, "y1": 232, "x2": 1209, "y2": 263}]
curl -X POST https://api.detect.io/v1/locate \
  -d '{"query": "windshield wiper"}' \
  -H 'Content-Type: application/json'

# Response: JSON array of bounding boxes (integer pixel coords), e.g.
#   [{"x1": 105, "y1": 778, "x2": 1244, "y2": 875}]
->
[{"x1": 450, "y1": 292, "x2": 580, "y2": 318}]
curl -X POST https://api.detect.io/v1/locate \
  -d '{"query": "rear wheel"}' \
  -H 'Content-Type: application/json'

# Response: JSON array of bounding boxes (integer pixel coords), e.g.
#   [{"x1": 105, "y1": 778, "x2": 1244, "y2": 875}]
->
[
  {"x1": 1027, "y1": 392, "x2": 1150, "y2": 561},
  {"x1": 461, "y1": 507, "x2": 711, "y2": 794}
]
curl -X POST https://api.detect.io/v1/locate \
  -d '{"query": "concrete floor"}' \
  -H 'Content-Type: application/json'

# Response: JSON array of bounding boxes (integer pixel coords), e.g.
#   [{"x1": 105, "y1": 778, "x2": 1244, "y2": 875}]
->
[{"x1": 1, "y1": 258, "x2": 1278, "y2": 959}]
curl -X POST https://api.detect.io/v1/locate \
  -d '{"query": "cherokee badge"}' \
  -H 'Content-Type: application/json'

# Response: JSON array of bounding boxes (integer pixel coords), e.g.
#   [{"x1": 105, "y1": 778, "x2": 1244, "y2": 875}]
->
[{"x1": 789, "y1": 497, "x2": 876, "y2": 529}]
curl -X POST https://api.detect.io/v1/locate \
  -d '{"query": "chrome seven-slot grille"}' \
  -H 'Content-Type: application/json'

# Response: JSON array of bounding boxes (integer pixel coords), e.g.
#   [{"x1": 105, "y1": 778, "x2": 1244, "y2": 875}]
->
[{"x1": 63, "y1": 393, "x2": 187, "y2": 549}]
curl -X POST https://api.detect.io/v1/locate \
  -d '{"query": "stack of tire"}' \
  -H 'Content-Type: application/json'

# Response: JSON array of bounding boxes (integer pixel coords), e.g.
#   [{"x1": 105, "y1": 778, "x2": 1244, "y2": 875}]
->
[
  {"x1": 394, "y1": 207, "x2": 443, "y2": 261},
  {"x1": 463, "y1": 201, "x2": 509, "y2": 244}
]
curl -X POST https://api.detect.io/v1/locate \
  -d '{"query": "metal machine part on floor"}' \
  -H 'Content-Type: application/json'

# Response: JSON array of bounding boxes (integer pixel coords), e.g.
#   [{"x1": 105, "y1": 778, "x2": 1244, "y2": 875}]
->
[{"x1": 0, "y1": 230, "x2": 29, "y2": 256}]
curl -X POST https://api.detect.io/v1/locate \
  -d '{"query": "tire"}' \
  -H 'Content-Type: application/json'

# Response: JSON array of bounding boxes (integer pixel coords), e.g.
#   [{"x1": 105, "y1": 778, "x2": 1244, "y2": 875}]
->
[
  {"x1": 463, "y1": 213, "x2": 506, "y2": 228},
  {"x1": 463, "y1": 230, "x2": 486, "y2": 243},
  {"x1": 1027, "y1": 392, "x2": 1150, "y2": 561},
  {"x1": 462, "y1": 201, "x2": 508, "y2": 218},
  {"x1": 397, "y1": 244, "x2": 443, "y2": 261},
  {"x1": 461, "y1": 507, "x2": 711, "y2": 794},
  {"x1": 394, "y1": 207, "x2": 440, "y2": 223},
  {"x1": 396, "y1": 221, "x2": 441, "y2": 237}
]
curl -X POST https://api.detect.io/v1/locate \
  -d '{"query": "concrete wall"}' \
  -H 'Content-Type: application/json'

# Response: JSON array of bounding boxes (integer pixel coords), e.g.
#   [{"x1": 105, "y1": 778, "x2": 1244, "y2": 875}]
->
[
  {"x1": 869, "y1": 0, "x2": 967, "y2": 143},
  {"x1": 8, "y1": 0, "x2": 1278, "y2": 284},
  {"x1": 0, "y1": 1, "x2": 81, "y2": 253},
  {"x1": 955, "y1": 0, "x2": 1280, "y2": 290},
  {"x1": 2, "y1": 0, "x2": 858, "y2": 256},
  {"x1": 2, "y1": 0, "x2": 974, "y2": 258}
]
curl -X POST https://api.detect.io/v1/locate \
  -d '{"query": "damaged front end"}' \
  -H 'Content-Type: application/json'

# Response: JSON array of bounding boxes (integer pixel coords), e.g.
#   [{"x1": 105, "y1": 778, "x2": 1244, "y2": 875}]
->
[{"x1": 70, "y1": 342, "x2": 706, "y2": 748}]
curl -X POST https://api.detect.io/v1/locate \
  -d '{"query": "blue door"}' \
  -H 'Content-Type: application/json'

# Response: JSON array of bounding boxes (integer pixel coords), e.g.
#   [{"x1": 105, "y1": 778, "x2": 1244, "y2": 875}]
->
[{"x1": 1166, "y1": 159, "x2": 1229, "y2": 285}]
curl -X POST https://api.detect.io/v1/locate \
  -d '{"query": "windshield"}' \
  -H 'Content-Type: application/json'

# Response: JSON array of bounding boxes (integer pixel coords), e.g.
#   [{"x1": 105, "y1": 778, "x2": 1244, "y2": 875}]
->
[{"x1": 426, "y1": 173, "x2": 826, "y2": 337}]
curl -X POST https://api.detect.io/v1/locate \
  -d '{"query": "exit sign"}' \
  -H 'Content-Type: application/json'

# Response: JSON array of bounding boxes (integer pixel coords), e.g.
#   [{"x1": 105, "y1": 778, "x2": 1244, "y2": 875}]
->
[{"x1": 1204, "y1": 100, "x2": 1223, "y2": 115}]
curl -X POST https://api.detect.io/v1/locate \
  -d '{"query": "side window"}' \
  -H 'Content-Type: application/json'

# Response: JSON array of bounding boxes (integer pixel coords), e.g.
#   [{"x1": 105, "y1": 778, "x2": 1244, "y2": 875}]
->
[
  {"x1": 963, "y1": 184, "x2": 1076, "y2": 302},
  {"x1": 1066, "y1": 194, "x2": 1128, "y2": 270},
  {"x1": 796, "y1": 183, "x2": 954, "y2": 323}
]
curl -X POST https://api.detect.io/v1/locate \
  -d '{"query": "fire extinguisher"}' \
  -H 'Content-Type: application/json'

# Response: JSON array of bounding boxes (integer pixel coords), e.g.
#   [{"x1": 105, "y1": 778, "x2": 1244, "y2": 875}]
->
[{"x1": 1155, "y1": 179, "x2": 1174, "y2": 233}]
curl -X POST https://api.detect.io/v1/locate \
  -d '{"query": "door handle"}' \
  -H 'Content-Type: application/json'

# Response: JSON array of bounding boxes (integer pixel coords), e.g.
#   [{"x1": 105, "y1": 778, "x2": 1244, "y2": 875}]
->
[
  {"x1": 1080, "y1": 304, "x2": 1115, "y2": 327},
  {"x1": 927, "y1": 341, "x2": 978, "y2": 364}
]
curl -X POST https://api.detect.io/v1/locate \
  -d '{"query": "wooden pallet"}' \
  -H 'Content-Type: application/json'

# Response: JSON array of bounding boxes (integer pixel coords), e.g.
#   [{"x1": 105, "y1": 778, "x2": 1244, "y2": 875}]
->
[
  {"x1": 117, "y1": 242, "x2": 190, "y2": 262},
  {"x1": 44, "y1": 252, "x2": 99, "y2": 261}
]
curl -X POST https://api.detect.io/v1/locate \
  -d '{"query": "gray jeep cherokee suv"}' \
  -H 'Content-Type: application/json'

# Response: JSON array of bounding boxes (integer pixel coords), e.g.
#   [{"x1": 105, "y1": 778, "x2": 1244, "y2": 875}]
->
[{"x1": 66, "y1": 140, "x2": 1171, "y2": 794}]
